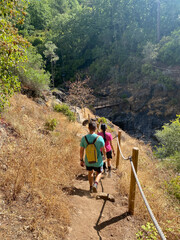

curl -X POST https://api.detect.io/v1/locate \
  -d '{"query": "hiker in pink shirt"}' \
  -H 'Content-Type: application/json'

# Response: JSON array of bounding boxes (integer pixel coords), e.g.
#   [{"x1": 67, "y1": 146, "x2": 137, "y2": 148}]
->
[{"x1": 98, "y1": 123, "x2": 115, "y2": 177}]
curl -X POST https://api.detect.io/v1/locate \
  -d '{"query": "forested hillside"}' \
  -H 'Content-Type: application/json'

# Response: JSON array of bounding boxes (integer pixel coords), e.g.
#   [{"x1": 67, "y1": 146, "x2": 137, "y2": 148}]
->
[
  {"x1": 1, "y1": 0, "x2": 180, "y2": 159},
  {"x1": 20, "y1": 0, "x2": 180, "y2": 85},
  {"x1": 2, "y1": 0, "x2": 179, "y2": 141}
]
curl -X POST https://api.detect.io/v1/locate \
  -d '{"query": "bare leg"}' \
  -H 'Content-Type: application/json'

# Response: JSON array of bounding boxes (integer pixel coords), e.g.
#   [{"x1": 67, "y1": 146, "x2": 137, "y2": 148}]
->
[
  {"x1": 92, "y1": 172, "x2": 102, "y2": 193},
  {"x1": 95, "y1": 172, "x2": 102, "y2": 184},
  {"x1": 107, "y1": 158, "x2": 111, "y2": 167},
  {"x1": 88, "y1": 170, "x2": 94, "y2": 186}
]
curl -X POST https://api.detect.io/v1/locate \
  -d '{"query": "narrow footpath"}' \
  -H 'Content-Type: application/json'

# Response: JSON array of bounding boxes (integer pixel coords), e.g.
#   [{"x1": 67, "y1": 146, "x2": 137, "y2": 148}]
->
[{"x1": 65, "y1": 166, "x2": 141, "y2": 240}]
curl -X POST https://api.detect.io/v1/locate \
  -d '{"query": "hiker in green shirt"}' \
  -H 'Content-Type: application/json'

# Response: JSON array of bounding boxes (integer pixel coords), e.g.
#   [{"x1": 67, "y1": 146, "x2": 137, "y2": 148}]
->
[{"x1": 80, "y1": 121, "x2": 106, "y2": 193}]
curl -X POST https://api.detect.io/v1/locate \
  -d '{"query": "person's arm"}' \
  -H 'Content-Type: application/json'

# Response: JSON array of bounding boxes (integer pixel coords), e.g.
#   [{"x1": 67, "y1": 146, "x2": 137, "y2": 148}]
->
[
  {"x1": 80, "y1": 146, "x2": 85, "y2": 167},
  {"x1": 102, "y1": 146, "x2": 106, "y2": 159},
  {"x1": 110, "y1": 140, "x2": 115, "y2": 156}
]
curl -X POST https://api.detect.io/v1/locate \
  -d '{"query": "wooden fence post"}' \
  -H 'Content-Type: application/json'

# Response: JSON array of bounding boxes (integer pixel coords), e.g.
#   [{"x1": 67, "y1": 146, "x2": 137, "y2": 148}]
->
[
  {"x1": 88, "y1": 114, "x2": 90, "y2": 123},
  {"x1": 97, "y1": 122, "x2": 100, "y2": 133},
  {"x1": 116, "y1": 130, "x2": 121, "y2": 169},
  {"x1": 128, "y1": 147, "x2": 139, "y2": 215}
]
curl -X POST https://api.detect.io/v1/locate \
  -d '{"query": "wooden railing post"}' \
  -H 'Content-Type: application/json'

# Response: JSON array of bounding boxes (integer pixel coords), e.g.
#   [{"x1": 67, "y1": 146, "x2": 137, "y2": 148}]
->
[
  {"x1": 88, "y1": 114, "x2": 90, "y2": 123},
  {"x1": 97, "y1": 122, "x2": 100, "y2": 133},
  {"x1": 128, "y1": 147, "x2": 139, "y2": 215},
  {"x1": 116, "y1": 130, "x2": 121, "y2": 169}
]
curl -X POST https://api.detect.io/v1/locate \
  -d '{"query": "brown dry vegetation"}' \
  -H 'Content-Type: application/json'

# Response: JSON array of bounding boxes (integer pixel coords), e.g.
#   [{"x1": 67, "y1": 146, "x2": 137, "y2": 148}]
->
[
  {"x1": 0, "y1": 93, "x2": 179, "y2": 240},
  {"x1": 116, "y1": 132, "x2": 180, "y2": 239},
  {"x1": 0, "y1": 93, "x2": 84, "y2": 239}
]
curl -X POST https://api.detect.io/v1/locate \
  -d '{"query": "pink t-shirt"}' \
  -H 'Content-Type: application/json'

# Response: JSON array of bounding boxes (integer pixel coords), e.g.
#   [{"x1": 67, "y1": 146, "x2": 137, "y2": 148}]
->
[{"x1": 98, "y1": 132, "x2": 113, "y2": 152}]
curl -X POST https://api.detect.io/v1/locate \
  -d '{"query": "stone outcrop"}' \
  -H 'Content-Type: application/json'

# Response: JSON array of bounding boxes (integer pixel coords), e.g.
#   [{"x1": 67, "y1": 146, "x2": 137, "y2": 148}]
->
[
  {"x1": 95, "y1": 81, "x2": 180, "y2": 145},
  {"x1": 52, "y1": 89, "x2": 66, "y2": 102}
]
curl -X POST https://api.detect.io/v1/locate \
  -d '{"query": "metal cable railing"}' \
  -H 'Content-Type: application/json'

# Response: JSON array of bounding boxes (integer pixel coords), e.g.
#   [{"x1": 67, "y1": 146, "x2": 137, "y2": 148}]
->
[
  {"x1": 116, "y1": 135, "x2": 131, "y2": 161},
  {"x1": 130, "y1": 158, "x2": 166, "y2": 240},
  {"x1": 116, "y1": 137, "x2": 166, "y2": 240}
]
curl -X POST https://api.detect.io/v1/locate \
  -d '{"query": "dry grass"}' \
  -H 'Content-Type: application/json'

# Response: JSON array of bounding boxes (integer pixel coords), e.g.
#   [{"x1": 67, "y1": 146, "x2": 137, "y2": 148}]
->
[
  {"x1": 114, "y1": 130, "x2": 180, "y2": 240},
  {"x1": 0, "y1": 93, "x2": 83, "y2": 239},
  {"x1": 0, "y1": 93, "x2": 179, "y2": 239}
]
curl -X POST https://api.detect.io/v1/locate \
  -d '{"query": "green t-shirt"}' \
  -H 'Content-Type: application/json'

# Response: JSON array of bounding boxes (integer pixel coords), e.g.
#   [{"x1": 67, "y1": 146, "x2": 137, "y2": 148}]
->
[{"x1": 80, "y1": 133, "x2": 105, "y2": 167}]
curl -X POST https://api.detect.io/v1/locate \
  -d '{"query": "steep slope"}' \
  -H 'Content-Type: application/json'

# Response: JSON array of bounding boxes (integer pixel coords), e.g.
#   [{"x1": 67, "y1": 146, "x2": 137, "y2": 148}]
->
[{"x1": 0, "y1": 93, "x2": 179, "y2": 240}]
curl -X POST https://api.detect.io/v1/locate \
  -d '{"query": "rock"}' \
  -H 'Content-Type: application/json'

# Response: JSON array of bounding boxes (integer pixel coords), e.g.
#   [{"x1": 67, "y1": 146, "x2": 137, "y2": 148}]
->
[
  {"x1": 34, "y1": 98, "x2": 45, "y2": 105},
  {"x1": 2, "y1": 165, "x2": 8, "y2": 171},
  {"x1": 127, "y1": 216, "x2": 131, "y2": 221},
  {"x1": 21, "y1": 87, "x2": 37, "y2": 98},
  {"x1": 53, "y1": 98, "x2": 62, "y2": 105},
  {"x1": 96, "y1": 193, "x2": 115, "y2": 202},
  {"x1": 52, "y1": 89, "x2": 66, "y2": 102}
]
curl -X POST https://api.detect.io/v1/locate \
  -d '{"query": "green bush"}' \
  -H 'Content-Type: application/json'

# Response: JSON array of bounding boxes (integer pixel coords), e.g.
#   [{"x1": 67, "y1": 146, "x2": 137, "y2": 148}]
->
[
  {"x1": 154, "y1": 115, "x2": 180, "y2": 158},
  {"x1": 54, "y1": 104, "x2": 75, "y2": 122},
  {"x1": 157, "y1": 75, "x2": 174, "y2": 91},
  {"x1": 45, "y1": 118, "x2": 57, "y2": 131},
  {"x1": 164, "y1": 176, "x2": 180, "y2": 201},
  {"x1": 17, "y1": 46, "x2": 50, "y2": 95},
  {"x1": 158, "y1": 30, "x2": 180, "y2": 65},
  {"x1": 98, "y1": 117, "x2": 107, "y2": 124},
  {"x1": 136, "y1": 222, "x2": 158, "y2": 240},
  {"x1": 154, "y1": 115, "x2": 180, "y2": 171}
]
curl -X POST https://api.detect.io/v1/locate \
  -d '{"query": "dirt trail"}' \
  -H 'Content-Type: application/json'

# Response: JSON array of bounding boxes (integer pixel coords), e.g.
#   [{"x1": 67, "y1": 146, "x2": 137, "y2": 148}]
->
[{"x1": 65, "y1": 167, "x2": 140, "y2": 240}]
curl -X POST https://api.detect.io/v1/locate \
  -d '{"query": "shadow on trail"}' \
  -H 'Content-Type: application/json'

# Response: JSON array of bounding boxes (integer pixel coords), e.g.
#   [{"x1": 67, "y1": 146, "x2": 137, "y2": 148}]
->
[
  {"x1": 94, "y1": 199, "x2": 130, "y2": 239},
  {"x1": 62, "y1": 187, "x2": 90, "y2": 197},
  {"x1": 94, "y1": 200, "x2": 107, "y2": 240},
  {"x1": 76, "y1": 173, "x2": 88, "y2": 181},
  {"x1": 63, "y1": 177, "x2": 104, "y2": 198}
]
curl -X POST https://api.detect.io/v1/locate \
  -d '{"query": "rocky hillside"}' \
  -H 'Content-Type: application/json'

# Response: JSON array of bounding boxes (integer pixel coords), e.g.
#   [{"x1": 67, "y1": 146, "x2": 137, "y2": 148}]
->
[{"x1": 94, "y1": 68, "x2": 180, "y2": 144}]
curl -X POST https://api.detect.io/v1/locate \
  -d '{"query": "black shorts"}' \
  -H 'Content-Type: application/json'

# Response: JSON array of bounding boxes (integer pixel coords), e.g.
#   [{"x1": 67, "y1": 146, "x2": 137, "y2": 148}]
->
[
  {"x1": 86, "y1": 166, "x2": 103, "y2": 173},
  {"x1": 106, "y1": 150, "x2": 112, "y2": 159}
]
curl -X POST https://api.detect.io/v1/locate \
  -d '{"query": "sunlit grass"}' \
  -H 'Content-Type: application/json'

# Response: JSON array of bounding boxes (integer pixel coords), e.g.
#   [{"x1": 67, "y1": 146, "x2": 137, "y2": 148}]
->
[
  {"x1": 0, "y1": 93, "x2": 81, "y2": 239},
  {"x1": 115, "y1": 130, "x2": 180, "y2": 239}
]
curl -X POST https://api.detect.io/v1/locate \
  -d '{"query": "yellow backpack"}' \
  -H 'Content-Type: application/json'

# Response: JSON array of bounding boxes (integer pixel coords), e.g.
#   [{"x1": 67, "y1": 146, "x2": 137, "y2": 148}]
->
[{"x1": 85, "y1": 136, "x2": 99, "y2": 164}]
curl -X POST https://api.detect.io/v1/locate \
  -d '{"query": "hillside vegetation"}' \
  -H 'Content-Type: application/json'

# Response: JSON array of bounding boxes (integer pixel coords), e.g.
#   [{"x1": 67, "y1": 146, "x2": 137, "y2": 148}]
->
[
  {"x1": 1, "y1": 0, "x2": 180, "y2": 143},
  {"x1": 0, "y1": 93, "x2": 179, "y2": 239},
  {"x1": 0, "y1": 94, "x2": 81, "y2": 239},
  {"x1": 0, "y1": 1, "x2": 180, "y2": 239}
]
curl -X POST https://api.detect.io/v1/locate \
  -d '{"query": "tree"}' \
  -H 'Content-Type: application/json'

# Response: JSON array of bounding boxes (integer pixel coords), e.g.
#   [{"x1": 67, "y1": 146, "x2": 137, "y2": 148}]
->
[
  {"x1": 0, "y1": 0, "x2": 29, "y2": 110},
  {"x1": 142, "y1": 42, "x2": 158, "y2": 64},
  {"x1": 21, "y1": 0, "x2": 180, "y2": 88},
  {"x1": 43, "y1": 41, "x2": 59, "y2": 87},
  {"x1": 65, "y1": 74, "x2": 95, "y2": 113},
  {"x1": 156, "y1": 0, "x2": 160, "y2": 42},
  {"x1": 25, "y1": 0, "x2": 52, "y2": 30}
]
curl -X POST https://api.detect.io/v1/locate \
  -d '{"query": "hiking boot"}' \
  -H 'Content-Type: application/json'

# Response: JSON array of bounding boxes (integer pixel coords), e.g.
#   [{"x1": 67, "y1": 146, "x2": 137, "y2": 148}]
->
[
  {"x1": 93, "y1": 183, "x2": 98, "y2": 193},
  {"x1": 103, "y1": 169, "x2": 107, "y2": 175},
  {"x1": 108, "y1": 170, "x2": 112, "y2": 178},
  {"x1": 90, "y1": 186, "x2": 93, "y2": 193}
]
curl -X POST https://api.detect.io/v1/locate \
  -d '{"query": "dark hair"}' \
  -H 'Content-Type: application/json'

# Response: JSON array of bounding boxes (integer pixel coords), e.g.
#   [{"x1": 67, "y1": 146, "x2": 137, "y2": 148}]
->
[
  {"x1": 88, "y1": 121, "x2": 97, "y2": 131},
  {"x1": 101, "y1": 124, "x2": 107, "y2": 142}
]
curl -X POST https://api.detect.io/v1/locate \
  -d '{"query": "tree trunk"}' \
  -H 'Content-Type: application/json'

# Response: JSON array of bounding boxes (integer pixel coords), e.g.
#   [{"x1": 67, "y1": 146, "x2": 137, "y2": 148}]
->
[{"x1": 157, "y1": 0, "x2": 160, "y2": 43}]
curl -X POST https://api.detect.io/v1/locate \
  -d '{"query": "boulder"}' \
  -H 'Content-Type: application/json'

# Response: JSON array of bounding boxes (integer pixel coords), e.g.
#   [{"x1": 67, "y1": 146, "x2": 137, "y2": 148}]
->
[{"x1": 52, "y1": 89, "x2": 66, "y2": 102}]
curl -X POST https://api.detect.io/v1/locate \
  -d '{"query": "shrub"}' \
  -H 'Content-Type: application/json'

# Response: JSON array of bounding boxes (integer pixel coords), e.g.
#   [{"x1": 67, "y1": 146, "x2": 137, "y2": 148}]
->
[
  {"x1": 45, "y1": 118, "x2": 57, "y2": 131},
  {"x1": 136, "y1": 222, "x2": 158, "y2": 240},
  {"x1": 54, "y1": 104, "x2": 75, "y2": 122},
  {"x1": 17, "y1": 46, "x2": 50, "y2": 95},
  {"x1": 0, "y1": 1, "x2": 28, "y2": 110},
  {"x1": 98, "y1": 117, "x2": 107, "y2": 124},
  {"x1": 158, "y1": 30, "x2": 180, "y2": 65},
  {"x1": 164, "y1": 176, "x2": 180, "y2": 201},
  {"x1": 154, "y1": 115, "x2": 180, "y2": 158}
]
